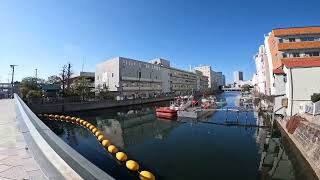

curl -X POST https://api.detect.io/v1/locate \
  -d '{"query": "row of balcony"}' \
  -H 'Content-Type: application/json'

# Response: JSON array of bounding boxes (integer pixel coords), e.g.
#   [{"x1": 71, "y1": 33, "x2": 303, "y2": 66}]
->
[{"x1": 278, "y1": 41, "x2": 320, "y2": 51}]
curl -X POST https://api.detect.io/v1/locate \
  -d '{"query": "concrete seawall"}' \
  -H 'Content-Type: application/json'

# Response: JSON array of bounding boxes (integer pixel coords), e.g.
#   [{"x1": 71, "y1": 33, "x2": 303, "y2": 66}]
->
[
  {"x1": 29, "y1": 96, "x2": 174, "y2": 113},
  {"x1": 15, "y1": 94, "x2": 115, "y2": 180},
  {"x1": 276, "y1": 117, "x2": 320, "y2": 178}
]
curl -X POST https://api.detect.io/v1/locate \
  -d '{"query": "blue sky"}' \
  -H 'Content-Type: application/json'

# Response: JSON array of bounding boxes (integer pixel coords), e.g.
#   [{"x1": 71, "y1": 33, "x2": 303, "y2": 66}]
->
[{"x1": 1, "y1": 0, "x2": 320, "y2": 83}]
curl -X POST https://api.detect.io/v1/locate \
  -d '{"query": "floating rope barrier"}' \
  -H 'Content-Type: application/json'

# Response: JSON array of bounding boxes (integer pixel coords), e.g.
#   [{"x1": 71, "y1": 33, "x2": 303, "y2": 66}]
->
[{"x1": 39, "y1": 113, "x2": 155, "y2": 180}]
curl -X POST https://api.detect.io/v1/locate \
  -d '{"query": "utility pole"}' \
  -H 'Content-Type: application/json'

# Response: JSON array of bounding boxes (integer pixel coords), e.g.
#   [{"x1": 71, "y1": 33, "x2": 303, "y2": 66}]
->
[
  {"x1": 66, "y1": 63, "x2": 72, "y2": 89},
  {"x1": 35, "y1": 68, "x2": 38, "y2": 85},
  {"x1": 10, "y1": 65, "x2": 18, "y2": 98},
  {"x1": 61, "y1": 65, "x2": 66, "y2": 96}
]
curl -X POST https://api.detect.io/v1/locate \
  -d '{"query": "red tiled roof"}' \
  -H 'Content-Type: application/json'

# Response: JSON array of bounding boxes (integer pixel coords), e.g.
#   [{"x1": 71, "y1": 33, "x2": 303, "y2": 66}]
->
[
  {"x1": 273, "y1": 68, "x2": 285, "y2": 75},
  {"x1": 282, "y1": 59, "x2": 320, "y2": 68}
]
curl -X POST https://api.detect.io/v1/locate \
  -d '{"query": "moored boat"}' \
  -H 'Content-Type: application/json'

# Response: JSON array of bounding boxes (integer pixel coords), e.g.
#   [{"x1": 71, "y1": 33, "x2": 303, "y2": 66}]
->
[{"x1": 155, "y1": 107, "x2": 178, "y2": 119}]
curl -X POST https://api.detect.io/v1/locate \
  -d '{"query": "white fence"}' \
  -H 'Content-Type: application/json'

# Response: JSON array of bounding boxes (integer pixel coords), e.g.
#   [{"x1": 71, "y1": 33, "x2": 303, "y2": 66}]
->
[{"x1": 300, "y1": 101, "x2": 320, "y2": 116}]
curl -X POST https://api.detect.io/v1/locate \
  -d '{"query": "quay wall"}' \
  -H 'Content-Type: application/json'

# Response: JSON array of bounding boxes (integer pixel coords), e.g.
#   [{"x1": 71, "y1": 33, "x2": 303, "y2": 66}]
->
[
  {"x1": 276, "y1": 117, "x2": 320, "y2": 178},
  {"x1": 15, "y1": 94, "x2": 115, "y2": 180},
  {"x1": 29, "y1": 96, "x2": 174, "y2": 113}
]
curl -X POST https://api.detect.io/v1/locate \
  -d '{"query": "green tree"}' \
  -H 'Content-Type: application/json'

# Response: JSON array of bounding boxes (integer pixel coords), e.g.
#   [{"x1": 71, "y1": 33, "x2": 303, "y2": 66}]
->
[
  {"x1": 311, "y1": 93, "x2": 320, "y2": 103},
  {"x1": 241, "y1": 84, "x2": 252, "y2": 92},
  {"x1": 73, "y1": 77, "x2": 91, "y2": 100},
  {"x1": 26, "y1": 90, "x2": 42, "y2": 99},
  {"x1": 47, "y1": 75, "x2": 61, "y2": 85},
  {"x1": 20, "y1": 77, "x2": 41, "y2": 98}
]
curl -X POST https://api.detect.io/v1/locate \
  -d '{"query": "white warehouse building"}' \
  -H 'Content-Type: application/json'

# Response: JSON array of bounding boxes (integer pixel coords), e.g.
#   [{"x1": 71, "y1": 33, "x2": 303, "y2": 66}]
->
[{"x1": 95, "y1": 57, "x2": 209, "y2": 99}]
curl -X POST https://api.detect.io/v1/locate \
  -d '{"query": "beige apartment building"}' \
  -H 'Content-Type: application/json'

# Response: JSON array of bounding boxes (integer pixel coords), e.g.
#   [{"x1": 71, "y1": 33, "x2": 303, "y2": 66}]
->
[{"x1": 194, "y1": 65, "x2": 225, "y2": 92}]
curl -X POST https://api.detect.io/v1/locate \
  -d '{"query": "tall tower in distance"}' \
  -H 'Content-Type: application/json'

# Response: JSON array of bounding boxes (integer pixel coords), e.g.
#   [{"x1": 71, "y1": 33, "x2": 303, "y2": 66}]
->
[{"x1": 233, "y1": 71, "x2": 243, "y2": 83}]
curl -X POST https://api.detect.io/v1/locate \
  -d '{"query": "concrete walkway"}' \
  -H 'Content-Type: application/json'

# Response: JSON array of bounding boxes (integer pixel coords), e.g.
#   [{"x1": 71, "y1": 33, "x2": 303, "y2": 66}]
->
[{"x1": 0, "y1": 99, "x2": 47, "y2": 180}]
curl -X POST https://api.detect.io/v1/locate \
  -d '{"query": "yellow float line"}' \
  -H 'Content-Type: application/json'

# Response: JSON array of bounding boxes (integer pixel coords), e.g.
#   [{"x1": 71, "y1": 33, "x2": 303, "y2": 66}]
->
[{"x1": 39, "y1": 113, "x2": 155, "y2": 180}]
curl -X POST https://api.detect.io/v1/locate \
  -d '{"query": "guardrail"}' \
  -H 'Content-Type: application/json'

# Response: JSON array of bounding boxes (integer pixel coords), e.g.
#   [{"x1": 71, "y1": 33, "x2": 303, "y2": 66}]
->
[{"x1": 15, "y1": 94, "x2": 114, "y2": 180}]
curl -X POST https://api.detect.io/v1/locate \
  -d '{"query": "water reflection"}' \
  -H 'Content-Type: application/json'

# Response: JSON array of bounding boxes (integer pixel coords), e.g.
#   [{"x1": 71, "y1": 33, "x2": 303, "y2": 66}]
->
[
  {"x1": 95, "y1": 112, "x2": 180, "y2": 149},
  {"x1": 42, "y1": 92, "x2": 317, "y2": 180}
]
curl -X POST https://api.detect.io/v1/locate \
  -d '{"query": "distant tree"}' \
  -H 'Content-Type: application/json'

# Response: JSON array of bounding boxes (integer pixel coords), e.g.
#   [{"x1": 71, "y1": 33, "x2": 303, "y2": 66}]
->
[
  {"x1": 47, "y1": 75, "x2": 61, "y2": 85},
  {"x1": 20, "y1": 77, "x2": 41, "y2": 98},
  {"x1": 98, "y1": 86, "x2": 114, "y2": 100},
  {"x1": 311, "y1": 93, "x2": 320, "y2": 103},
  {"x1": 21, "y1": 77, "x2": 38, "y2": 90},
  {"x1": 60, "y1": 65, "x2": 67, "y2": 95},
  {"x1": 241, "y1": 84, "x2": 252, "y2": 92},
  {"x1": 66, "y1": 63, "x2": 73, "y2": 89},
  {"x1": 26, "y1": 90, "x2": 42, "y2": 99},
  {"x1": 73, "y1": 77, "x2": 91, "y2": 100}
]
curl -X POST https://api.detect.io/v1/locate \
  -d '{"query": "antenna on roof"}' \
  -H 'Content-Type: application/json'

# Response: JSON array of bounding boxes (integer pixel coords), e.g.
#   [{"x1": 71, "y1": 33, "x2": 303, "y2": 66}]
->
[{"x1": 81, "y1": 57, "x2": 85, "y2": 72}]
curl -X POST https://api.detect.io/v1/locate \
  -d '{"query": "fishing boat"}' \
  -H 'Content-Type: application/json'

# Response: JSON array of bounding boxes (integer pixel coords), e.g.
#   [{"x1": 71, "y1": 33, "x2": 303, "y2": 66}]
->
[
  {"x1": 155, "y1": 95, "x2": 193, "y2": 119},
  {"x1": 155, "y1": 107, "x2": 177, "y2": 119},
  {"x1": 177, "y1": 108, "x2": 214, "y2": 119},
  {"x1": 177, "y1": 96, "x2": 215, "y2": 119},
  {"x1": 201, "y1": 95, "x2": 217, "y2": 109}
]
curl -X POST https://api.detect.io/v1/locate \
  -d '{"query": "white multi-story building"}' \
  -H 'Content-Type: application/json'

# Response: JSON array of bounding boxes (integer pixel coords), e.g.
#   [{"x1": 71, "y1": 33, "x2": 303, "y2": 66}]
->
[
  {"x1": 95, "y1": 57, "x2": 208, "y2": 99},
  {"x1": 262, "y1": 26, "x2": 320, "y2": 116},
  {"x1": 253, "y1": 45, "x2": 271, "y2": 95},
  {"x1": 193, "y1": 65, "x2": 225, "y2": 92},
  {"x1": 233, "y1": 71, "x2": 243, "y2": 83}
]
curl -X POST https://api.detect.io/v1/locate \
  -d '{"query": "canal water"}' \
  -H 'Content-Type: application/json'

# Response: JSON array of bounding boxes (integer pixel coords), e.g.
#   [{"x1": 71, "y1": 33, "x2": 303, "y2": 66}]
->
[{"x1": 43, "y1": 92, "x2": 317, "y2": 180}]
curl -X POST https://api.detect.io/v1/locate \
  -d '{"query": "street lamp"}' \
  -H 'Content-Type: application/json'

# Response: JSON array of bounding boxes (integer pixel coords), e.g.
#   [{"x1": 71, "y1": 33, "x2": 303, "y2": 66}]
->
[{"x1": 10, "y1": 65, "x2": 18, "y2": 98}]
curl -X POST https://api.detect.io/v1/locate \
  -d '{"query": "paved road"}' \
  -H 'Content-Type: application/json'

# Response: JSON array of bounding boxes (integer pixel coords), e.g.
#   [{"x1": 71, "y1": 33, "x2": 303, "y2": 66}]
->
[{"x1": 0, "y1": 99, "x2": 47, "y2": 180}]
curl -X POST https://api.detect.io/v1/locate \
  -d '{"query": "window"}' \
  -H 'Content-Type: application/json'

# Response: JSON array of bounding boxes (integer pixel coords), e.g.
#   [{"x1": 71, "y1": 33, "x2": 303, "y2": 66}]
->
[
  {"x1": 301, "y1": 37, "x2": 315, "y2": 41},
  {"x1": 282, "y1": 53, "x2": 287, "y2": 58},
  {"x1": 284, "y1": 75, "x2": 287, "y2": 83},
  {"x1": 279, "y1": 38, "x2": 283, "y2": 43},
  {"x1": 292, "y1": 53, "x2": 300, "y2": 57},
  {"x1": 305, "y1": 52, "x2": 320, "y2": 57},
  {"x1": 289, "y1": 38, "x2": 296, "y2": 42},
  {"x1": 112, "y1": 73, "x2": 114, "y2": 77}
]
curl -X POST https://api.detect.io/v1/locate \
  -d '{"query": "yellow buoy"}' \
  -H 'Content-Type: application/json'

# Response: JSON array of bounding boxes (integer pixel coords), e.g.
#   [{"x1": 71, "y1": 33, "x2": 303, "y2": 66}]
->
[
  {"x1": 54, "y1": 115, "x2": 60, "y2": 119},
  {"x1": 60, "y1": 115, "x2": 66, "y2": 120},
  {"x1": 86, "y1": 123, "x2": 91, "y2": 128},
  {"x1": 71, "y1": 117, "x2": 76, "y2": 122},
  {"x1": 139, "y1": 171, "x2": 155, "y2": 180},
  {"x1": 66, "y1": 116, "x2": 71, "y2": 120},
  {"x1": 107, "y1": 145, "x2": 118, "y2": 154},
  {"x1": 116, "y1": 152, "x2": 128, "y2": 162},
  {"x1": 95, "y1": 131, "x2": 102, "y2": 137},
  {"x1": 49, "y1": 114, "x2": 54, "y2": 118},
  {"x1": 43, "y1": 114, "x2": 48, "y2": 117},
  {"x1": 97, "y1": 135, "x2": 104, "y2": 142},
  {"x1": 79, "y1": 120, "x2": 84, "y2": 125},
  {"x1": 101, "y1": 139, "x2": 110, "y2": 147},
  {"x1": 38, "y1": 114, "x2": 43, "y2": 117},
  {"x1": 92, "y1": 128, "x2": 98, "y2": 134},
  {"x1": 76, "y1": 118, "x2": 81, "y2": 123},
  {"x1": 126, "y1": 160, "x2": 139, "y2": 171},
  {"x1": 89, "y1": 125, "x2": 95, "y2": 131},
  {"x1": 82, "y1": 121, "x2": 88, "y2": 126}
]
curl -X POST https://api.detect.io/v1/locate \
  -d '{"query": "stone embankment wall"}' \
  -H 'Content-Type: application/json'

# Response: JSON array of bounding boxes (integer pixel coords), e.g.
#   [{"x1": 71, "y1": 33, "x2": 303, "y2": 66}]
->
[
  {"x1": 278, "y1": 116, "x2": 320, "y2": 178},
  {"x1": 29, "y1": 96, "x2": 174, "y2": 113},
  {"x1": 293, "y1": 122, "x2": 320, "y2": 169}
]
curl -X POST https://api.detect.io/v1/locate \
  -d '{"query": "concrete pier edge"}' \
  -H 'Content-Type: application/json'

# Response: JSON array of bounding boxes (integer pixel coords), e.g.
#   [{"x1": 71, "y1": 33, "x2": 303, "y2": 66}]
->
[
  {"x1": 275, "y1": 118, "x2": 320, "y2": 179},
  {"x1": 15, "y1": 94, "x2": 115, "y2": 180}
]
